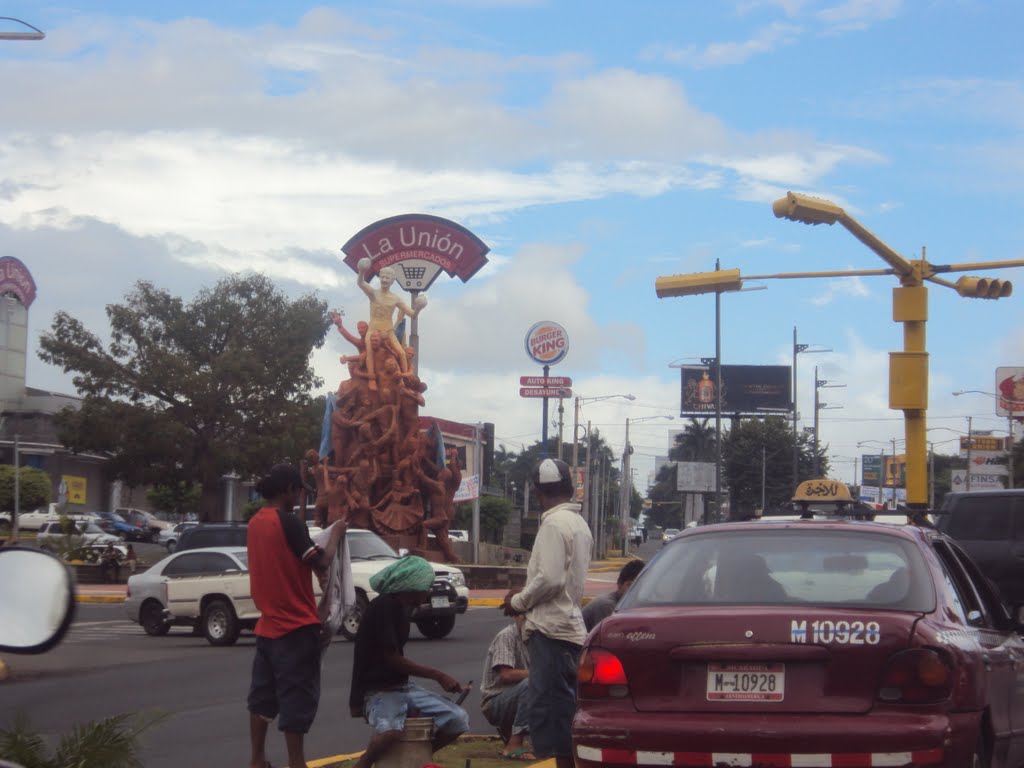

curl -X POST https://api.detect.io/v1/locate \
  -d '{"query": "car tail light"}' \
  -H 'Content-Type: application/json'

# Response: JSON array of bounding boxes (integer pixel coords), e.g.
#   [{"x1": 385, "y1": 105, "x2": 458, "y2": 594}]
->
[
  {"x1": 878, "y1": 649, "x2": 953, "y2": 704},
  {"x1": 578, "y1": 647, "x2": 629, "y2": 699}
]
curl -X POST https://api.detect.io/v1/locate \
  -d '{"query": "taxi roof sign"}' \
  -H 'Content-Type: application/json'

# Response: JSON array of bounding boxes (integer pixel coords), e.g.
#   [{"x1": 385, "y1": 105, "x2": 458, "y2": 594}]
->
[{"x1": 792, "y1": 478, "x2": 853, "y2": 503}]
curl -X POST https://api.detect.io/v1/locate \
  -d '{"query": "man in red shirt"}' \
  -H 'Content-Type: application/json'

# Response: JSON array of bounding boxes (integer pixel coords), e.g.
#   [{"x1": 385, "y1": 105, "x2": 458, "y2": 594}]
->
[{"x1": 247, "y1": 463, "x2": 346, "y2": 768}]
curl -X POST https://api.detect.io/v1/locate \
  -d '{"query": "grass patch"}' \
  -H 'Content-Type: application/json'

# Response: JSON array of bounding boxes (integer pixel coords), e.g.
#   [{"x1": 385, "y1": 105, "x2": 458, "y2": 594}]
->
[{"x1": 322, "y1": 735, "x2": 537, "y2": 768}]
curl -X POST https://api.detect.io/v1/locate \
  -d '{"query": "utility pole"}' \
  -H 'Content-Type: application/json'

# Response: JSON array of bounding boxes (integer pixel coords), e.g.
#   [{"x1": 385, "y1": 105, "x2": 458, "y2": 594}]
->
[{"x1": 965, "y1": 416, "x2": 973, "y2": 492}]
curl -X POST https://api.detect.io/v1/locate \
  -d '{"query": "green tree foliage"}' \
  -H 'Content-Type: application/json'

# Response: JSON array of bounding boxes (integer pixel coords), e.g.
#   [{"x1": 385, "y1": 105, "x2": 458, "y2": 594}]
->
[
  {"x1": 38, "y1": 275, "x2": 329, "y2": 522},
  {"x1": 645, "y1": 463, "x2": 682, "y2": 530},
  {"x1": 0, "y1": 465, "x2": 52, "y2": 510},
  {"x1": 146, "y1": 482, "x2": 200, "y2": 522},
  {"x1": 722, "y1": 416, "x2": 826, "y2": 516},
  {"x1": 454, "y1": 495, "x2": 513, "y2": 544}
]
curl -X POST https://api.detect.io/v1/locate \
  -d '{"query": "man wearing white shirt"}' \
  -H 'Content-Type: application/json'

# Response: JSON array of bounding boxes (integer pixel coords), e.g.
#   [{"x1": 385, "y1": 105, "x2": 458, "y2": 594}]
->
[{"x1": 502, "y1": 458, "x2": 592, "y2": 768}]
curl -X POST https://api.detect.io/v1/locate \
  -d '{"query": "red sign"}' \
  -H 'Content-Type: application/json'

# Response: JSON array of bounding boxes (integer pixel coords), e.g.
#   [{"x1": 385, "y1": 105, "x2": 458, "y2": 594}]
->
[
  {"x1": 0, "y1": 257, "x2": 36, "y2": 309},
  {"x1": 520, "y1": 376, "x2": 572, "y2": 387},
  {"x1": 520, "y1": 387, "x2": 572, "y2": 399},
  {"x1": 342, "y1": 214, "x2": 489, "y2": 290}
]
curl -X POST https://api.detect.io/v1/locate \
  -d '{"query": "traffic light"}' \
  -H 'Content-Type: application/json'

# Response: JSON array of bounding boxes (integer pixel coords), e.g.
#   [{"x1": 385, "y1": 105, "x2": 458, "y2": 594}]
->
[
  {"x1": 655, "y1": 268, "x2": 742, "y2": 298},
  {"x1": 955, "y1": 276, "x2": 1012, "y2": 299}
]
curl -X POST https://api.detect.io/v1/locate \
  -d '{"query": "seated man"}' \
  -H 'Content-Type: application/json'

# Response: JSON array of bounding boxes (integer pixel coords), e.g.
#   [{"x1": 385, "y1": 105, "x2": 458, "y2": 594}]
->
[
  {"x1": 480, "y1": 614, "x2": 533, "y2": 759},
  {"x1": 583, "y1": 559, "x2": 645, "y2": 631},
  {"x1": 350, "y1": 557, "x2": 469, "y2": 768}
]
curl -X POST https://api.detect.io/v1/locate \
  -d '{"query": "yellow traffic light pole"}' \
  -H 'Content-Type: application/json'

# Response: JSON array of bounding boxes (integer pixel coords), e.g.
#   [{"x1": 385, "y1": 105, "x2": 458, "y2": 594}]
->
[{"x1": 657, "y1": 191, "x2": 1024, "y2": 510}]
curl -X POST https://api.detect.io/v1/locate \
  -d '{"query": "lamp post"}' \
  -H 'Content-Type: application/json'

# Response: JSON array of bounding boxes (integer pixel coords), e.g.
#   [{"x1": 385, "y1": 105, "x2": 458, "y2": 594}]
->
[
  {"x1": 773, "y1": 190, "x2": 1024, "y2": 510},
  {"x1": 792, "y1": 328, "x2": 831, "y2": 487},
  {"x1": 621, "y1": 414, "x2": 674, "y2": 556},
  {"x1": 813, "y1": 367, "x2": 845, "y2": 476},
  {"x1": 572, "y1": 394, "x2": 635, "y2": 521},
  {"x1": 953, "y1": 389, "x2": 1023, "y2": 489}
]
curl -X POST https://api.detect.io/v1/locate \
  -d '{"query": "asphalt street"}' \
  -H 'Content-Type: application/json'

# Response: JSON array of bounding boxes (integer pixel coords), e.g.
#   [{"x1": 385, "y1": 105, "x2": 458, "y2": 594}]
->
[{"x1": 0, "y1": 602, "x2": 512, "y2": 767}]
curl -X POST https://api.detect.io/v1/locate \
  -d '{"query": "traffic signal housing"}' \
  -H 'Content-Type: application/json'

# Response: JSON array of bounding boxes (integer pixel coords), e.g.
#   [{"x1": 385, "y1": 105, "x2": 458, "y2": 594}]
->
[
  {"x1": 655, "y1": 268, "x2": 743, "y2": 298},
  {"x1": 955, "y1": 276, "x2": 1012, "y2": 299}
]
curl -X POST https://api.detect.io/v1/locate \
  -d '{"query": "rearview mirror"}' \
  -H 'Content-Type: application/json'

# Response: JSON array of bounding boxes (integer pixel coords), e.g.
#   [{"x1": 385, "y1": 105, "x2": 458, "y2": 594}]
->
[{"x1": 0, "y1": 548, "x2": 75, "y2": 653}]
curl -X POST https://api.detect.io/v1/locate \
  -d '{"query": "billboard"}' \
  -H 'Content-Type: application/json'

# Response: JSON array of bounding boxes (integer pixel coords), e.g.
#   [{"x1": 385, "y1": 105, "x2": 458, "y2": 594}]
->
[
  {"x1": 996, "y1": 367, "x2": 1024, "y2": 416},
  {"x1": 680, "y1": 365, "x2": 791, "y2": 416},
  {"x1": 676, "y1": 461, "x2": 715, "y2": 493}
]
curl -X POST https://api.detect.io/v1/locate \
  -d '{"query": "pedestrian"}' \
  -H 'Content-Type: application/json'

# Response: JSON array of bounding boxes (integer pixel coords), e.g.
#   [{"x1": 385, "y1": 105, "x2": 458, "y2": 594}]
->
[
  {"x1": 350, "y1": 556, "x2": 468, "y2": 768},
  {"x1": 124, "y1": 544, "x2": 138, "y2": 574},
  {"x1": 480, "y1": 613, "x2": 534, "y2": 759},
  {"x1": 246, "y1": 463, "x2": 347, "y2": 768},
  {"x1": 502, "y1": 458, "x2": 593, "y2": 768},
  {"x1": 99, "y1": 543, "x2": 121, "y2": 584},
  {"x1": 582, "y1": 559, "x2": 645, "y2": 631}
]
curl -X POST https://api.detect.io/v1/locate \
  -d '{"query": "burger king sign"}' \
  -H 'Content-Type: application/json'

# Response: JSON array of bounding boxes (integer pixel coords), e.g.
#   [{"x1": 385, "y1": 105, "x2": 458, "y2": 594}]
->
[{"x1": 525, "y1": 321, "x2": 569, "y2": 366}]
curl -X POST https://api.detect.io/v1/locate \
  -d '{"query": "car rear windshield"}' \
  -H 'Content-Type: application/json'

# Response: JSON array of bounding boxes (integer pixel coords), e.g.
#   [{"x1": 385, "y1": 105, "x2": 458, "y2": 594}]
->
[{"x1": 623, "y1": 529, "x2": 935, "y2": 612}]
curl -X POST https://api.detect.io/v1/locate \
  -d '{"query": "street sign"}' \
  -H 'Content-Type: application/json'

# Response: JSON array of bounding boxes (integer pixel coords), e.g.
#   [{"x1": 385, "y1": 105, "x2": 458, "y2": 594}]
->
[
  {"x1": 960, "y1": 436, "x2": 1009, "y2": 456},
  {"x1": 520, "y1": 387, "x2": 572, "y2": 398},
  {"x1": 520, "y1": 375, "x2": 572, "y2": 387},
  {"x1": 677, "y1": 461, "x2": 715, "y2": 493},
  {"x1": 525, "y1": 321, "x2": 569, "y2": 366}
]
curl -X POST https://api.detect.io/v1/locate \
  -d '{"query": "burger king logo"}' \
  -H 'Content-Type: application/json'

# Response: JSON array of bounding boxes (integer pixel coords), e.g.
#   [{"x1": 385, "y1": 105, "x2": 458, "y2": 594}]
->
[{"x1": 525, "y1": 321, "x2": 569, "y2": 366}]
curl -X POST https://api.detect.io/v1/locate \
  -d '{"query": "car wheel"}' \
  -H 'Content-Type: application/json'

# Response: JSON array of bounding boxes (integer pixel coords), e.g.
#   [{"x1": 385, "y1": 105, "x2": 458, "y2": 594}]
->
[
  {"x1": 166, "y1": 539, "x2": 176, "y2": 553},
  {"x1": 140, "y1": 600, "x2": 170, "y2": 636},
  {"x1": 415, "y1": 615, "x2": 456, "y2": 640},
  {"x1": 339, "y1": 591, "x2": 368, "y2": 641},
  {"x1": 149, "y1": 530, "x2": 160, "y2": 544},
  {"x1": 202, "y1": 598, "x2": 240, "y2": 646}
]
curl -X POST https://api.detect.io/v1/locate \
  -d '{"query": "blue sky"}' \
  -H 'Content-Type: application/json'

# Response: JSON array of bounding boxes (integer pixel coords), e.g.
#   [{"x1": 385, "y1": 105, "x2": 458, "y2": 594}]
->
[{"x1": 2, "y1": 0, "x2": 1023, "y2": 489}]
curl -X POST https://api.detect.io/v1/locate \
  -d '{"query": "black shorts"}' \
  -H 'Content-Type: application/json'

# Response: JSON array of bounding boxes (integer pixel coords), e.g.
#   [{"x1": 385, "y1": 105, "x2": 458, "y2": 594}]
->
[{"x1": 247, "y1": 624, "x2": 322, "y2": 734}]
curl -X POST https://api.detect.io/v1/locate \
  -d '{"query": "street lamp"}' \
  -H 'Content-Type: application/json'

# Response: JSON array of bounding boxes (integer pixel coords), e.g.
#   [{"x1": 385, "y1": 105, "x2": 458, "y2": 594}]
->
[
  {"x1": 0, "y1": 17, "x2": 45, "y2": 40},
  {"x1": 572, "y1": 393, "x2": 635, "y2": 524},
  {"x1": 773, "y1": 190, "x2": 1024, "y2": 510},
  {"x1": 953, "y1": 389, "x2": 1022, "y2": 488},
  {"x1": 621, "y1": 414, "x2": 674, "y2": 556},
  {"x1": 793, "y1": 328, "x2": 831, "y2": 487},
  {"x1": 813, "y1": 367, "x2": 845, "y2": 476}
]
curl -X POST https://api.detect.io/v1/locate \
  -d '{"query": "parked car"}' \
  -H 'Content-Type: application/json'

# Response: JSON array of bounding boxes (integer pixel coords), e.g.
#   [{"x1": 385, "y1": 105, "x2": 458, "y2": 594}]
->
[
  {"x1": 572, "y1": 517, "x2": 1024, "y2": 768},
  {"x1": 0, "y1": 504, "x2": 95, "y2": 532},
  {"x1": 36, "y1": 520, "x2": 121, "y2": 552},
  {"x1": 176, "y1": 522, "x2": 247, "y2": 552},
  {"x1": 935, "y1": 489, "x2": 1024, "y2": 606},
  {"x1": 125, "y1": 546, "x2": 250, "y2": 636},
  {"x1": 159, "y1": 521, "x2": 198, "y2": 553},
  {"x1": 115, "y1": 508, "x2": 171, "y2": 542},
  {"x1": 661, "y1": 527, "x2": 680, "y2": 545},
  {"x1": 94, "y1": 511, "x2": 150, "y2": 541},
  {"x1": 447, "y1": 529, "x2": 469, "y2": 543}
]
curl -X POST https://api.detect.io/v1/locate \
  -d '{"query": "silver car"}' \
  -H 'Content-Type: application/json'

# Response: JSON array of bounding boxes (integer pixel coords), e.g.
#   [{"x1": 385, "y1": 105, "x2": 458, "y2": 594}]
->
[{"x1": 124, "y1": 546, "x2": 248, "y2": 636}]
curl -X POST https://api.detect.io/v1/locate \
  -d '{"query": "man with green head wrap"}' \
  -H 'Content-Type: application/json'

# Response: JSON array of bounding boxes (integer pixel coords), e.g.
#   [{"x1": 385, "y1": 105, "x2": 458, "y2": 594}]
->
[{"x1": 350, "y1": 556, "x2": 469, "y2": 768}]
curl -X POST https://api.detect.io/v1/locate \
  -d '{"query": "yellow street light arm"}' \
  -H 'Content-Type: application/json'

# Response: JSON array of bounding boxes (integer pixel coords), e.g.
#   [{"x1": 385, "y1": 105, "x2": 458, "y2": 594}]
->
[
  {"x1": 772, "y1": 192, "x2": 913, "y2": 277},
  {"x1": 746, "y1": 268, "x2": 895, "y2": 281},
  {"x1": 930, "y1": 259, "x2": 1024, "y2": 273}
]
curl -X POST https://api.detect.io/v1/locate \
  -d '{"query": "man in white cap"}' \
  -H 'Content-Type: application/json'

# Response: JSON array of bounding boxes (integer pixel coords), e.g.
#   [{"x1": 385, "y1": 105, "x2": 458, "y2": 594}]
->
[{"x1": 502, "y1": 457, "x2": 592, "y2": 768}]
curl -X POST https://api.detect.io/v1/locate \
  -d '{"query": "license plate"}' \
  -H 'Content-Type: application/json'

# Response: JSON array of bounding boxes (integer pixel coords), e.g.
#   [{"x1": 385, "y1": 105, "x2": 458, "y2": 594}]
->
[
  {"x1": 707, "y1": 663, "x2": 784, "y2": 701},
  {"x1": 430, "y1": 596, "x2": 449, "y2": 609}
]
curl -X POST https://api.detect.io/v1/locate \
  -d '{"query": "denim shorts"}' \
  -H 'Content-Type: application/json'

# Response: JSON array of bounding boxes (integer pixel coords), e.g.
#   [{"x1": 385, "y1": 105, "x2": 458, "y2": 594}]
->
[
  {"x1": 364, "y1": 682, "x2": 470, "y2": 737},
  {"x1": 247, "y1": 624, "x2": 321, "y2": 734}
]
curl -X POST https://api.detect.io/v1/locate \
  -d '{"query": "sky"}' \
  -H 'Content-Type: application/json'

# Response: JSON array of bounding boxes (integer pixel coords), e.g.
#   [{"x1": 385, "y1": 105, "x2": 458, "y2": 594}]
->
[{"x1": 2, "y1": 0, "x2": 1024, "y2": 495}]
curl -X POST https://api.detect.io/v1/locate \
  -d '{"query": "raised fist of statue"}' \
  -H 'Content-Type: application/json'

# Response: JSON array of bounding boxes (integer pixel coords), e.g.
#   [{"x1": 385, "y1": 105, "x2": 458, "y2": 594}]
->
[
  {"x1": 357, "y1": 257, "x2": 372, "y2": 276},
  {"x1": 412, "y1": 294, "x2": 428, "y2": 310}
]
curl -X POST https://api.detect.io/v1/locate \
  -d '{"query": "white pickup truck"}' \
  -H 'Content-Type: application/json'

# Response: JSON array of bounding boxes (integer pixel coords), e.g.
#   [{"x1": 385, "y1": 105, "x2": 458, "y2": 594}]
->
[
  {"x1": 165, "y1": 528, "x2": 470, "y2": 646},
  {"x1": 0, "y1": 504, "x2": 95, "y2": 532}
]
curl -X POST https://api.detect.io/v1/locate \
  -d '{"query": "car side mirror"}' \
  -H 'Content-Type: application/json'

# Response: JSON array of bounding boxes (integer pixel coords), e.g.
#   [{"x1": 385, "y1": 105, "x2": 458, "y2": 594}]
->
[
  {"x1": 0, "y1": 548, "x2": 75, "y2": 653},
  {"x1": 1012, "y1": 605, "x2": 1024, "y2": 634},
  {"x1": 398, "y1": 548, "x2": 409, "y2": 557}
]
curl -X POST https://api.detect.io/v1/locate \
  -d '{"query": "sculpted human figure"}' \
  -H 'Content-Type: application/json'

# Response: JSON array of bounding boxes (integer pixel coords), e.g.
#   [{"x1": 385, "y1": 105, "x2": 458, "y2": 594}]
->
[
  {"x1": 356, "y1": 258, "x2": 427, "y2": 389},
  {"x1": 300, "y1": 450, "x2": 328, "y2": 527}
]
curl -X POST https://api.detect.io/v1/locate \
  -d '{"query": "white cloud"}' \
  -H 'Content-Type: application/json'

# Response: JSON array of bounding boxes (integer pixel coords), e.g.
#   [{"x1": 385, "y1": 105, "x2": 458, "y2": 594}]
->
[
  {"x1": 644, "y1": 22, "x2": 802, "y2": 69},
  {"x1": 809, "y1": 273, "x2": 873, "y2": 305},
  {"x1": 816, "y1": 0, "x2": 902, "y2": 33}
]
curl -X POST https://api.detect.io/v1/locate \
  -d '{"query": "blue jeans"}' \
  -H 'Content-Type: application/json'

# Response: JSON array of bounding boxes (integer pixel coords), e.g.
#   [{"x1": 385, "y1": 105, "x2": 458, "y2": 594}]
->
[
  {"x1": 364, "y1": 682, "x2": 469, "y2": 737},
  {"x1": 482, "y1": 678, "x2": 532, "y2": 738},
  {"x1": 526, "y1": 633, "x2": 581, "y2": 759}
]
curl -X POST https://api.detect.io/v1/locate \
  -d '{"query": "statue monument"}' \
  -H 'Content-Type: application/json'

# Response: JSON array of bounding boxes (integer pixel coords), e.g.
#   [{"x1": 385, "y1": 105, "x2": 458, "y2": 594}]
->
[{"x1": 314, "y1": 257, "x2": 462, "y2": 563}]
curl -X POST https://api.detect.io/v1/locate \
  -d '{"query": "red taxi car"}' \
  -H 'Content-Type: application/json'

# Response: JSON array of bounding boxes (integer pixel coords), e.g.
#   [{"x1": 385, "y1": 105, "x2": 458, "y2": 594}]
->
[{"x1": 573, "y1": 519, "x2": 1024, "y2": 768}]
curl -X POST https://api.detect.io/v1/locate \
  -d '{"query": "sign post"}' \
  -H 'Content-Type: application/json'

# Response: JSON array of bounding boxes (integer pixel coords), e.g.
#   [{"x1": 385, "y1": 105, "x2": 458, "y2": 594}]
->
[{"x1": 522, "y1": 322, "x2": 570, "y2": 456}]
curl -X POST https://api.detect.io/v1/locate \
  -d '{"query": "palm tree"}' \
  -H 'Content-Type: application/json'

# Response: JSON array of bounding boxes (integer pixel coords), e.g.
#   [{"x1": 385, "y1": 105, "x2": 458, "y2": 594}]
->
[
  {"x1": 671, "y1": 418, "x2": 715, "y2": 462},
  {"x1": 0, "y1": 712, "x2": 166, "y2": 768}
]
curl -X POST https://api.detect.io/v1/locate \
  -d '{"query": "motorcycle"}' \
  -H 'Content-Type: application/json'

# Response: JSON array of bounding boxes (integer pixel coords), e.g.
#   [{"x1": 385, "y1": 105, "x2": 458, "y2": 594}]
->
[{"x1": 0, "y1": 546, "x2": 76, "y2": 768}]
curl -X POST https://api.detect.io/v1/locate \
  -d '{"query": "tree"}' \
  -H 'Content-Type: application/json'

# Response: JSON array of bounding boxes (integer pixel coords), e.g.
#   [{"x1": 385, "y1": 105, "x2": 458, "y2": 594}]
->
[
  {"x1": 0, "y1": 711, "x2": 165, "y2": 768},
  {"x1": 454, "y1": 495, "x2": 513, "y2": 544},
  {"x1": 146, "y1": 482, "x2": 200, "y2": 522},
  {"x1": 645, "y1": 463, "x2": 682, "y2": 530},
  {"x1": 671, "y1": 418, "x2": 715, "y2": 462},
  {"x1": 0, "y1": 465, "x2": 52, "y2": 510},
  {"x1": 38, "y1": 275, "x2": 329, "y2": 521},
  {"x1": 722, "y1": 416, "x2": 826, "y2": 516}
]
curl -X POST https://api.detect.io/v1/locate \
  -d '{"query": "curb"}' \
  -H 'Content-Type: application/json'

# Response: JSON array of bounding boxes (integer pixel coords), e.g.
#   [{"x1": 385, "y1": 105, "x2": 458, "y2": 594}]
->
[
  {"x1": 308, "y1": 736, "x2": 555, "y2": 768},
  {"x1": 77, "y1": 594, "x2": 127, "y2": 604}
]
